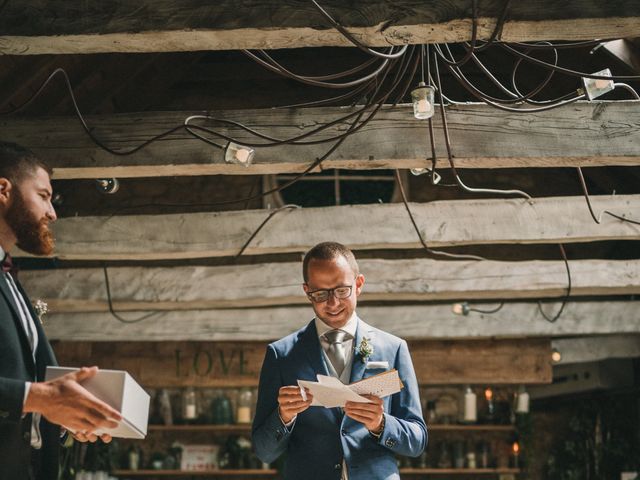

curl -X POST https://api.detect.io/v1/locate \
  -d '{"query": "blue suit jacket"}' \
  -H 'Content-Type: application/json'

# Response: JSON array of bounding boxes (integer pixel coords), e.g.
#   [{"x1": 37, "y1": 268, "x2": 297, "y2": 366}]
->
[{"x1": 252, "y1": 317, "x2": 427, "y2": 480}]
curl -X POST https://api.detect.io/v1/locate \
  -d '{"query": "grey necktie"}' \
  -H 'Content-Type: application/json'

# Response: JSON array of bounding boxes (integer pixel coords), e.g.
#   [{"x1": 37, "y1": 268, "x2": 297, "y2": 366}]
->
[{"x1": 323, "y1": 329, "x2": 350, "y2": 376}]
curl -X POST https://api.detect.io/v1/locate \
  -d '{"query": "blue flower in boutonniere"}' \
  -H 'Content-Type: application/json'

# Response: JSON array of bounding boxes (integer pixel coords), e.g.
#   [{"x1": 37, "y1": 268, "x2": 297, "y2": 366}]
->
[
  {"x1": 33, "y1": 299, "x2": 48, "y2": 325},
  {"x1": 356, "y1": 337, "x2": 374, "y2": 363}
]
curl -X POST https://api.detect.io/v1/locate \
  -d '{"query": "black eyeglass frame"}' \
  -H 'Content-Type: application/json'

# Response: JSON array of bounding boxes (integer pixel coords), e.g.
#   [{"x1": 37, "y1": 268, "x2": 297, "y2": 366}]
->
[{"x1": 305, "y1": 284, "x2": 354, "y2": 303}]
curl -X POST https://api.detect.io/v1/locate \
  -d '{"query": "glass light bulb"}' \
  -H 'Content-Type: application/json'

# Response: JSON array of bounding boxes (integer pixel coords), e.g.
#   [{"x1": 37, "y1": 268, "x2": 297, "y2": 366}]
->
[
  {"x1": 583, "y1": 68, "x2": 614, "y2": 100},
  {"x1": 225, "y1": 142, "x2": 255, "y2": 166},
  {"x1": 411, "y1": 82, "x2": 435, "y2": 119}
]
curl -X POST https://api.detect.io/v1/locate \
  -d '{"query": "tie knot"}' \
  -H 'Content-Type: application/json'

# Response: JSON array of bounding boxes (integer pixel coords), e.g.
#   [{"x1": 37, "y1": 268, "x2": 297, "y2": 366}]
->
[
  {"x1": 323, "y1": 329, "x2": 350, "y2": 344},
  {"x1": 1, "y1": 253, "x2": 13, "y2": 273}
]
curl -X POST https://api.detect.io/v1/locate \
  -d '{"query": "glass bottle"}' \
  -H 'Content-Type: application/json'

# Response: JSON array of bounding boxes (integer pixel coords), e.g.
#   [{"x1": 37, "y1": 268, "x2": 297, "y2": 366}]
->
[
  {"x1": 182, "y1": 386, "x2": 197, "y2": 423},
  {"x1": 236, "y1": 388, "x2": 253, "y2": 424}
]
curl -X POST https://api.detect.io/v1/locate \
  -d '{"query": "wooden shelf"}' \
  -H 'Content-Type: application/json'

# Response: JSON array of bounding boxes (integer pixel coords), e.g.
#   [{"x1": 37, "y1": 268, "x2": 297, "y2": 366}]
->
[
  {"x1": 148, "y1": 424, "x2": 252, "y2": 433},
  {"x1": 112, "y1": 468, "x2": 520, "y2": 477},
  {"x1": 429, "y1": 424, "x2": 515, "y2": 431},
  {"x1": 146, "y1": 424, "x2": 513, "y2": 433},
  {"x1": 401, "y1": 468, "x2": 520, "y2": 474},
  {"x1": 112, "y1": 469, "x2": 276, "y2": 476}
]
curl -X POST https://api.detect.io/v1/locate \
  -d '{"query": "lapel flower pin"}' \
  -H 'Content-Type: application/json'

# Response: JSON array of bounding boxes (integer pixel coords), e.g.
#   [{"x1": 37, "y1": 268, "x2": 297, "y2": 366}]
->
[
  {"x1": 356, "y1": 337, "x2": 374, "y2": 363},
  {"x1": 33, "y1": 299, "x2": 48, "y2": 325}
]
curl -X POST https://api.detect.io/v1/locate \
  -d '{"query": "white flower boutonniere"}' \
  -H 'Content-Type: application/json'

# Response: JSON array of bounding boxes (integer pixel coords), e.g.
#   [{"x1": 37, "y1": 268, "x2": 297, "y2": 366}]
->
[
  {"x1": 33, "y1": 299, "x2": 48, "y2": 325},
  {"x1": 356, "y1": 337, "x2": 374, "y2": 363}
]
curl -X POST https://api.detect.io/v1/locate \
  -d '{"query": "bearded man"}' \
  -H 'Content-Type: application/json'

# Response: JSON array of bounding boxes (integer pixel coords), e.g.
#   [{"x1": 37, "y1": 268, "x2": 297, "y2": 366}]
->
[{"x1": 0, "y1": 141, "x2": 122, "y2": 480}]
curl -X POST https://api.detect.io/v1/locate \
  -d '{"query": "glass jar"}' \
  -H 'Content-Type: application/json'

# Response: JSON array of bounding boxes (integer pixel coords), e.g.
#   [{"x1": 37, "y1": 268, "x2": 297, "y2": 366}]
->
[{"x1": 236, "y1": 388, "x2": 254, "y2": 424}]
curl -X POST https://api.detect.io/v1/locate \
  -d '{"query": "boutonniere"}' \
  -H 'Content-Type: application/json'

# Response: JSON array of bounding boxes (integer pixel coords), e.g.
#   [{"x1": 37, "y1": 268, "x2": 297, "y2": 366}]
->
[
  {"x1": 356, "y1": 337, "x2": 374, "y2": 363},
  {"x1": 33, "y1": 299, "x2": 48, "y2": 325}
]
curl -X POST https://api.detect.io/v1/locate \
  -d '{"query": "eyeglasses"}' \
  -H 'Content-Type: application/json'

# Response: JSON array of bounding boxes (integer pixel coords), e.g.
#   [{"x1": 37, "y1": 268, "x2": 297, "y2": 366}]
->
[{"x1": 306, "y1": 285, "x2": 353, "y2": 303}]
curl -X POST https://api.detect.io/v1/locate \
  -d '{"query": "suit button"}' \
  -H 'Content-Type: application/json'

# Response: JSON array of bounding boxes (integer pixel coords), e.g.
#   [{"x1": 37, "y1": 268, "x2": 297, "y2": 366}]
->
[
  {"x1": 23, "y1": 432, "x2": 30, "y2": 443},
  {"x1": 385, "y1": 438, "x2": 396, "y2": 448},
  {"x1": 334, "y1": 463, "x2": 341, "y2": 470}
]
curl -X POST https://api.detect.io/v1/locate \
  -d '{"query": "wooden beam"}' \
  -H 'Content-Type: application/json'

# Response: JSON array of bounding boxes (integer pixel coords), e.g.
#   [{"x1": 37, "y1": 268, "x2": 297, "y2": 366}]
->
[
  {"x1": 42, "y1": 301, "x2": 639, "y2": 341},
  {"x1": 16, "y1": 195, "x2": 640, "y2": 261},
  {"x1": 51, "y1": 338, "x2": 552, "y2": 386},
  {"x1": 551, "y1": 334, "x2": 640, "y2": 365},
  {"x1": 2, "y1": 102, "x2": 639, "y2": 179},
  {"x1": 20, "y1": 259, "x2": 640, "y2": 312},
  {"x1": 0, "y1": 1, "x2": 637, "y2": 54}
]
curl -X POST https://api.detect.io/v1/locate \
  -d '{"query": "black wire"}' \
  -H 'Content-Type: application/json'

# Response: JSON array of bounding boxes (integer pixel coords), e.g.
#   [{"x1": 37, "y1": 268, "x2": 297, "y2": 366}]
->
[
  {"x1": 576, "y1": 167, "x2": 640, "y2": 226},
  {"x1": 103, "y1": 266, "x2": 158, "y2": 324},
  {"x1": 537, "y1": 244, "x2": 571, "y2": 323},
  {"x1": 310, "y1": 0, "x2": 409, "y2": 60},
  {"x1": 394, "y1": 169, "x2": 487, "y2": 261},
  {"x1": 234, "y1": 205, "x2": 301, "y2": 258},
  {"x1": 474, "y1": 0, "x2": 512, "y2": 51},
  {"x1": 468, "y1": 302, "x2": 505, "y2": 314},
  {"x1": 501, "y1": 43, "x2": 640, "y2": 81},
  {"x1": 437, "y1": 0, "x2": 479, "y2": 67}
]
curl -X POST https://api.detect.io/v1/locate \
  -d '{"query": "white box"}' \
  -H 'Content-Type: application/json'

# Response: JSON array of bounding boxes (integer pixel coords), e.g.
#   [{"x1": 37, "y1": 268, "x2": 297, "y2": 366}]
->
[
  {"x1": 45, "y1": 366, "x2": 150, "y2": 439},
  {"x1": 180, "y1": 444, "x2": 220, "y2": 471}
]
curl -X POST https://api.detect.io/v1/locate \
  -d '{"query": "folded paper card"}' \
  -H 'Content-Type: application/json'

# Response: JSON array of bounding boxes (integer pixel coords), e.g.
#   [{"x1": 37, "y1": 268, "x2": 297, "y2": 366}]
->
[
  {"x1": 45, "y1": 367, "x2": 150, "y2": 439},
  {"x1": 298, "y1": 369, "x2": 403, "y2": 408}
]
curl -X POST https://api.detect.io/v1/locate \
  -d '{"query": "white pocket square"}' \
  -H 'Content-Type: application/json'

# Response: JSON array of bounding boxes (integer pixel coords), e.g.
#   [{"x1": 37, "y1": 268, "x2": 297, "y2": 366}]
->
[{"x1": 365, "y1": 361, "x2": 389, "y2": 369}]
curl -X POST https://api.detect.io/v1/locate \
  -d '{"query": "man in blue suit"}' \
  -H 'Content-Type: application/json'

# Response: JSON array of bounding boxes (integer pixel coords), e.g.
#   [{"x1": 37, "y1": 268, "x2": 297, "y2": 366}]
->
[{"x1": 253, "y1": 242, "x2": 427, "y2": 479}]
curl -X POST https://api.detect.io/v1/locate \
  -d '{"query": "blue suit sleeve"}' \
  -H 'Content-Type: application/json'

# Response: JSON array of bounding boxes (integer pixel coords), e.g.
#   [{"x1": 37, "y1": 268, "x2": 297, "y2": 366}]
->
[
  {"x1": 252, "y1": 344, "x2": 293, "y2": 463},
  {"x1": 377, "y1": 340, "x2": 428, "y2": 457}
]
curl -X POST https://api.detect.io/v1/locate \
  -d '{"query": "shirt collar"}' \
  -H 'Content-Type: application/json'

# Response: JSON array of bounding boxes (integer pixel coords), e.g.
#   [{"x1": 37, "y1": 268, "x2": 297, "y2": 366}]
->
[
  {"x1": 315, "y1": 311, "x2": 358, "y2": 339},
  {"x1": 0, "y1": 245, "x2": 6, "y2": 263}
]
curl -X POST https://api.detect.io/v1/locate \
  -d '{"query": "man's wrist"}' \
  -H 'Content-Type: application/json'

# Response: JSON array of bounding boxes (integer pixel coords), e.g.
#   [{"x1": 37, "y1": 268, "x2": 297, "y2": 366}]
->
[
  {"x1": 369, "y1": 414, "x2": 385, "y2": 438},
  {"x1": 23, "y1": 382, "x2": 48, "y2": 413}
]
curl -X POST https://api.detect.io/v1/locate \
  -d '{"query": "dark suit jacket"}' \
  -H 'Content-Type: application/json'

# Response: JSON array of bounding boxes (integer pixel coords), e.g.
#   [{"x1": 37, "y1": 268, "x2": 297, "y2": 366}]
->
[
  {"x1": 0, "y1": 274, "x2": 60, "y2": 480},
  {"x1": 252, "y1": 318, "x2": 427, "y2": 480}
]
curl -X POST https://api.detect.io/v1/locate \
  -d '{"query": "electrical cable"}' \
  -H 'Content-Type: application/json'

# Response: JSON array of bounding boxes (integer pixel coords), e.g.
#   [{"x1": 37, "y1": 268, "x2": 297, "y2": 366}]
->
[
  {"x1": 103, "y1": 266, "x2": 158, "y2": 324},
  {"x1": 234, "y1": 204, "x2": 301, "y2": 258},
  {"x1": 576, "y1": 167, "x2": 640, "y2": 226},
  {"x1": 468, "y1": 303, "x2": 504, "y2": 314},
  {"x1": 394, "y1": 169, "x2": 488, "y2": 261},
  {"x1": 536, "y1": 244, "x2": 571, "y2": 323},
  {"x1": 432, "y1": 50, "x2": 533, "y2": 199},
  {"x1": 310, "y1": 0, "x2": 409, "y2": 60}
]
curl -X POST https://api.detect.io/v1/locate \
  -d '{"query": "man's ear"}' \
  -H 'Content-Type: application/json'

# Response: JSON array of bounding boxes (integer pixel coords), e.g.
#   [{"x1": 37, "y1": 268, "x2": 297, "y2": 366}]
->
[{"x1": 0, "y1": 178, "x2": 12, "y2": 205}]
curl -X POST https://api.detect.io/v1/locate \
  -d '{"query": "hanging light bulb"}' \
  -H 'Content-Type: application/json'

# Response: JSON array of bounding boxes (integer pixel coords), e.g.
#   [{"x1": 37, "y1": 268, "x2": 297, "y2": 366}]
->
[
  {"x1": 582, "y1": 68, "x2": 614, "y2": 100},
  {"x1": 224, "y1": 142, "x2": 255, "y2": 166},
  {"x1": 452, "y1": 302, "x2": 470, "y2": 316},
  {"x1": 411, "y1": 82, "x2": 435, "y2": 119}
]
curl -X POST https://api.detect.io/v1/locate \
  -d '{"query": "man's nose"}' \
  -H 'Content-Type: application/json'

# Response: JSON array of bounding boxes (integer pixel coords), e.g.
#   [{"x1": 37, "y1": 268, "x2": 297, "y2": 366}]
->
[
  {"x1": 326, "y1": 293, "x2": 340, "y2": 307},
  {"x1": 47, "y1": 202, "x2": 57, "y2": 221}
]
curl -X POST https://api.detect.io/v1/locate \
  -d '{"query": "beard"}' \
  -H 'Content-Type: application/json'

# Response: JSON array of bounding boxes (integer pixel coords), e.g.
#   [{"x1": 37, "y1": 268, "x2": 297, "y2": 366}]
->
[{"x1": 5, "y1": 191, "x2": 55, "y2": 256}]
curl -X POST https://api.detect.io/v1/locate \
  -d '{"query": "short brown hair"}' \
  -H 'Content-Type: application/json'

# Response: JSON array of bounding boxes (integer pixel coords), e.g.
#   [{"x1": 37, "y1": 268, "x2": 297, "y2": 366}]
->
[
  {"x1": 0, "y1": 141, "x2": 52, "y2": 184},
  {"x1": 303, "y1": 241, "x2": 359, "y2": 283}
]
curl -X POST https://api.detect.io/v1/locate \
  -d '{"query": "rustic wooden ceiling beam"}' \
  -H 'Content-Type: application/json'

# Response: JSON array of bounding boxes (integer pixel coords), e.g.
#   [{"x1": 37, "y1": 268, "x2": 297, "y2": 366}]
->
[
  {"x1": 21, "y1": 259, "x2": 640, "y2": 312},
  {"x1": 14, "y1": 194, "x2": 640, "y2": 260},
  {"x1": 2, "y1": 102, "x2": 639, "y2": 179},
  {"x1": 42, "y1": 301, "x2": 639, "y2": 341},
  {"x1": 0, "y1": 1, "x2": 638, "y2": 54}
]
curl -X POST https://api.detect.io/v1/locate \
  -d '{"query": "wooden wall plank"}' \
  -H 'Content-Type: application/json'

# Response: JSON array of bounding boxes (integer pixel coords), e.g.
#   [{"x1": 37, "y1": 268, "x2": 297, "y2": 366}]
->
[
  {"x1": 51, "y1": 339, "x2": 552, "y2": 386},
  {"x1": 20, "y1": 259, "x2": 640, "y2": 312},
  {"x1": 41, "y1": 301, "x2": 640, "y2": 341},
  {"x1": 2, "y1": 103, "x2": 639, "y2": 179},
  {"x1": 16, "y1": 195, "x2": 640, "y2": 260}
]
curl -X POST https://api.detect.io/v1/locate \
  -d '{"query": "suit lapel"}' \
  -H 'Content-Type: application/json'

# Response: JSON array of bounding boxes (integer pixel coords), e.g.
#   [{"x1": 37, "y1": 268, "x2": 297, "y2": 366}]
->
[
  {"x1": 0, "y1": 274, "x2": 36, "y2": 372},
  {"x1": 300, "y1": 320, "x2": 329, "y2": 377},
  {"x1": 349, "y1": 317, "x2": 374, "y2": 384}
]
